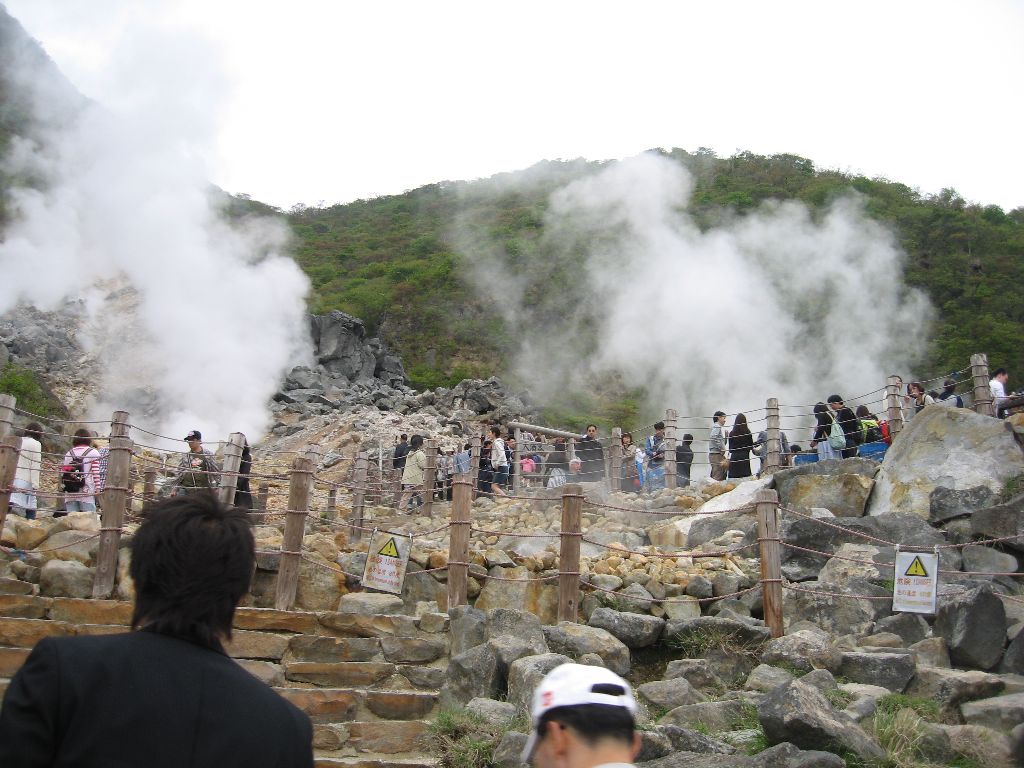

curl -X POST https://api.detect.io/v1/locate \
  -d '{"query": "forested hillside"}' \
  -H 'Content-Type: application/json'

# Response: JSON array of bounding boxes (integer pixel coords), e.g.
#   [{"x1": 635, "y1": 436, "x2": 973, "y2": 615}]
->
[{"x1": 288, "y1": 150, "x2": 1024, "y2": 391}]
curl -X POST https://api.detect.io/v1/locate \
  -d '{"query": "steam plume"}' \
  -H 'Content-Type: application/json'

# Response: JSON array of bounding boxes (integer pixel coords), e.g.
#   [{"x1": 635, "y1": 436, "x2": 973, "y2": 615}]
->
[
  {"x1": 458, "y1": 153, "x2": 933, "y2": 442},
  {"x1": 0, "y1": 10, "x2": 311, "y2": 442}
]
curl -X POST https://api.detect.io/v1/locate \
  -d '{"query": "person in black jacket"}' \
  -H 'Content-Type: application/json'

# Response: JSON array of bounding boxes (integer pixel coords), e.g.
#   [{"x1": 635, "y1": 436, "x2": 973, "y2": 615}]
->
[
  {"x1": 576, "y1": 424, "x2": 606, "y2": 483},
  {"x1": 0, "y1": 493, "x2": 313, "y2": 768},
  {"x1": 234, "y1": 439, "x2": 253, "y2": 510},
  {"x1": 727, "y1": 414, "x2": 754, "y2": 478},
  {"x1": 827, "y1": 394, "x2": 861, "y2": 458},
  {"x1": 675, "y1": 433, "x2": 694, "y2": 487}
]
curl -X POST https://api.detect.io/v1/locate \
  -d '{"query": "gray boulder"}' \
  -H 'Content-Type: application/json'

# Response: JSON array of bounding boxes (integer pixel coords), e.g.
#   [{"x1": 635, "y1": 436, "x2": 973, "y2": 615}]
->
[
  {"x1": 874, "y1": 613, "x2": 929, "y2": 646},
  {"x1": 440, "y1": 643, "x2": 501, "y2": 706},
  {"x1": 777, "y1": 472, "x2": 874, "y2": 518},
  {"x1": 663, "y1": 659, "x2": 726, "y2": 691},
  {"x1": 760, "y1": 629, "x2": 841, "y2": 674},
  {"x1": 506, "y1": 653, "x2": 572, "y2": 712},
  {"x1": 960, "y1": 692, "x2": 1024, "y2": 734},
  {"x1": 837, "y1": 651, "x2": 915, "y2": 692},
  {"x1": 933, "y1": 584, "x2": 1007, "y2": 670},
  {"x1": 466, "y1": 697, "x2": 517, "y2": 724},
  {"x1": 492, "y1": 731, "x2": 529, "y2": 768},
  {"x1": 39, "y1": 560, "x2": 94, "y2": 598},
  {"x1": 486, "y1": 608, "x2": 548, "y2": 655},
  {"x1": 744, "y1": 664, "x2": 795, "y2": 693},
  {"x1": 449, "y1": 605, "x2": 486, "y2": 656},
  {"x1": 1001, "y1": 625, "x2": 1024, "y2": 674},
  {"x1": 542, "y1": 622, "x2": 630, "y2": 675},
  {"x1": 782, "y1": 578, "x2": 891, "y2": 637},
  {"x1": 636, "y1": 677, "x2": 707, "y2": 710},
  {"x1": 867, "y1": 405, "x2": 1024, "y2": 518},
  {"x1": 906, "y1": 666, "x2": 1006, "y2": 715},
  {"x1": 587, "y1": 607, "x2": 664, "y2": 648},
  {"x1": 929, "y1": 485, "x2": 995, "y2": 525},
  {"x1": 757, "y1": 678, "x2": 885, "y2": 761},
  {"x1": 971, "y1": 494, "x2": 1024, "y2": 554},
  {"x1": 655, "y1": 724, "x2": 735, "y2": 755},
  {"x1": 310, "y1": 311, "x2": 378, "y2": 383}
]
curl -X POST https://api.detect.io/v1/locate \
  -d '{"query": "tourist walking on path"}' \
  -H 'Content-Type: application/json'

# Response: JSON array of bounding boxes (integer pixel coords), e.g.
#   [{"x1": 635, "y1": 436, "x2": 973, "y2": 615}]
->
[
  {"x1": 810, "y1": 402, "x2": 840, "y2": 461},
  {"x1": 644, "y1": 422, "x2": 667, "y2": 491},
  {"x1": 172, "y1": 430, "x2": 221, "y2": 497},
  {"x1": 61, "y1": 429, "x2": 102, "y2": 514},
  {"x1": 727, "y1": 414, "x2": 754, "y2": 478},
  {"x1": 397, "y1": 434, "x2": 427, "y2": 511},
  {"x1": 619, "y1": 432, "x2": 641, "y2": 492},
  {"x1": 11, "y1": 422, "x2": 43, "y2": 519},
  {"x1": 709, "y1": 411, "x2": 729, "y2": 481},
  {"x1": 489, "y1": 426, "x2": 509, "y2": 496},
  {"x1": 577, "y1": 424, "x2": 606, "y2": 483},
  {"x1": 827, "y1": 395, "x2": 861, "y2": 458},
  {"x1": 675, "y1": 433, "x2": 694, "y2": 487}
]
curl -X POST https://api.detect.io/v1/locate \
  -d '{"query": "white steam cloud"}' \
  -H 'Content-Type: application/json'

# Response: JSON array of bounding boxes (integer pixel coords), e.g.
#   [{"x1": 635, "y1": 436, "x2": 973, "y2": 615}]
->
[
  {"x1": 459, "y1": 153, "x2": 933, "y2": 445},
  {"x1": 0, "y1": 12, "x2": 311, "y2": 443}
]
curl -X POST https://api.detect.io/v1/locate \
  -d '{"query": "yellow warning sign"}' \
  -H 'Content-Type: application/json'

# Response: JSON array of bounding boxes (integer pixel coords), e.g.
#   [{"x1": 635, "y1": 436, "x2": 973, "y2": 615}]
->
[
  {"x1": 378, "y1": 537, "x2": 401, "y2": 558},
  {"x1": 904, "y1": 556, "x2": 929, "y2": 577}
]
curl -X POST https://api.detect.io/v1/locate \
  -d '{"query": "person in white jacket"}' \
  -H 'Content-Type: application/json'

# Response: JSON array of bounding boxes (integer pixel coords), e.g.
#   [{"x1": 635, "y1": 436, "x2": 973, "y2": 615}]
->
[{"x1": 12, "y1": 423, "x2": 43, "y2": 520}]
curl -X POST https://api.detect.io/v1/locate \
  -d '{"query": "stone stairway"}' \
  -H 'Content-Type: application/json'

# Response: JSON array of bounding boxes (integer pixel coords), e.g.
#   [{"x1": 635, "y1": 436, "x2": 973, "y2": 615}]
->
[{"x1": 0, "y1": 594, "x2": 448, "y2": 768}]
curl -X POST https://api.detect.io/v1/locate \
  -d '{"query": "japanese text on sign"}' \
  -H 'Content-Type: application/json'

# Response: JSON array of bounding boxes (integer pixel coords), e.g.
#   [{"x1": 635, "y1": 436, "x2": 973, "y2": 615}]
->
[
  {"x1": 892, "y1": 551, "x2": 938, "y2": 614},
  {"x1": 361, "y1": 531, "x2": 412, "y2": 594}
]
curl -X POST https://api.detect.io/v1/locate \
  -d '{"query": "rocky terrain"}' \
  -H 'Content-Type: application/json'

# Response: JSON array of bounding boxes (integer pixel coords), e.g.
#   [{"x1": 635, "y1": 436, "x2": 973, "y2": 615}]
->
[{"x1": 4, "y1": 404, "x2": 1024, "y2": 766}]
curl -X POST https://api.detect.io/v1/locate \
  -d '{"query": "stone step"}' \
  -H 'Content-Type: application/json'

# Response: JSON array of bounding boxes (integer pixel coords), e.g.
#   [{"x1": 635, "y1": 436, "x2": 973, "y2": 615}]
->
[
  {"x1": 313, "y1": 720, "x2": 430, "y2": 754},
  {"x1": 286, "y1": 662, "x2": 397, "y2": 687},
  {"x1": 0, "y1": 647, "x2": 30, "y2": 677},
  {"x1": 274, "y1": 687, "x2": 438, "y2": 723}
]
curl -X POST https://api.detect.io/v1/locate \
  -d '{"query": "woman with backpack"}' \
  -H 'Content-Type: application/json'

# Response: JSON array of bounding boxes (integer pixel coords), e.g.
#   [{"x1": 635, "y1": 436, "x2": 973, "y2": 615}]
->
[
  {"x1": 809, "y1": 402, "x2": 841, "y2": 461},
  {"x1": 61, "y1": 428, "x2": 102, "y2": 515},
  {"x1": 855, "y1": 405, "x2": 883, "y2": 444}
]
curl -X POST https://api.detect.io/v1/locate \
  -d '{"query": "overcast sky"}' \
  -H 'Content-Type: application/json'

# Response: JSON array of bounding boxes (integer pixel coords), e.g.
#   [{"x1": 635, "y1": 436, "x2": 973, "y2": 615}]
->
[{"x1": 7, "y1": 0, "x2": 1023, "y2": 211}]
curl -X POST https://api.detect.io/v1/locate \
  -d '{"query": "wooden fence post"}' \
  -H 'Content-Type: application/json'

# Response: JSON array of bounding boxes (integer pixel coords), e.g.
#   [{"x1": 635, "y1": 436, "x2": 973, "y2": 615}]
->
[
  {"x1": 422, "y1": 439, "x2": 438, "y2": 518},
  {"x1": 609, "y1": 427, "x2": 622, "y2": 492},
  {"x1": 217, "y1": 432, "x2": 246, "y2": 507},
  {"x1": 108, "y1": 411, "x2": 132, "y2": 519},
  {"x1": 448, "y1": 475, "x2": 472, "y2": 610},
  {"x1": 350, "y1": 451, "x2": 369, "y2": 542},
  {"x1": 512, "y1": 427, "x2": 522, "y2": 493},
  {"x1": 885, "y1": 375, "x2": 905, "y2": 439},
  {"x1": 0, "y1": 437, "x2": 19, "y2": 534},
  {"x1": 470, "y1": 436, "x2": 481, "y2": 497},
  {"x1": 763, "y1": 398, "x2": 781, "y2": 474},
  {"x1": 756, "y1": 488, "x2": 784, "y2": 638},
  {"x1": 143, "y1": 469, "x2": 157, "y2": 502},
  {"x1": 256, "y1": 483, "x2": 269, "y2": 512},
  {"x1": 665, "y1": 408, "x2": 678, "y2": 490},
  {"x1": 274, "y1": 450, "x2": 317, "y2": 611},
  {"x1": 0, "y1": 393, "x2": 15, "y2": 439},
  {"x1": 92, "y1": 433, "x2": 132, "y2": 598},
  {"x1": 558, "y1": 484, "x2": 583, "y2": 623},
  {"x1": 326, "y1": 489, "x2": 337, "y2": 521},
  {"x1": 971, "y1": 353, "x2": 995, "y2": 417}
]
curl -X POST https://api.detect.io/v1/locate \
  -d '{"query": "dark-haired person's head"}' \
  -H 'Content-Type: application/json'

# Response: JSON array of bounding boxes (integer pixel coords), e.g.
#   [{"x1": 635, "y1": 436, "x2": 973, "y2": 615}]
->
[
  {"x1": 523, "y1": 663, "x2": 639, "y2": 768},
  {"x1": 653, "y1": 421, "x2": 665, "y2": 433},
  {"x1": 72, "y1": 428, "x2": 92, "y2": 447},
  {"x1": 490, "y1": 426, "x2": 502, "y2": 438},
  {"x1": 400, "y1": 434, "x2": 408, "y2": 441},
  {"x1": 410, "y1": 434, "x2": 424, "y2": 449},
  {"x1": 855, "y1": 405, "x2": 871, "y2": 419},
  {"x1": 22, "y1": 422, "x2": 43, "y2": 443},
  {"x1": 827, "y1": 394, "x2": 843, "y2": 406},
  {"x1": 682, "y1": 433, "x2": 693, "y2": 444},
  {"x1": 130, "y1": 493, "x2": 254, "y2": 651}
]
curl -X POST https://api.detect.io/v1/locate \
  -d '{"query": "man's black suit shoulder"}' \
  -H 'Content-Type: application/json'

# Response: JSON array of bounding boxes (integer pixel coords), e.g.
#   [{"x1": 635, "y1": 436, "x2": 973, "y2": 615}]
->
[{"x1": 0, "y1": 631, "x2": 313, "y2": 768}]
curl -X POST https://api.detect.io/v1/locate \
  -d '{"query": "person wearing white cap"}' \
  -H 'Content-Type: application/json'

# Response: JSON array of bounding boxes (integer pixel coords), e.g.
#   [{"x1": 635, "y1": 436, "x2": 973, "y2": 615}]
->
[{"x1": 522, "y1": 663, "x2": 641, "y2": 768}]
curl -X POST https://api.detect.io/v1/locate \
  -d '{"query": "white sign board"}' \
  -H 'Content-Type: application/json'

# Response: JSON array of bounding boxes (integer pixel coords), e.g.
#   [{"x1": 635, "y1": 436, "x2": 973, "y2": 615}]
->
[
  {"x1": 892, "y1": 551, "x2": 938, "y2": 614},
  {"x1": 361, "y1": 530, "x2": 412, "y2": 594}
]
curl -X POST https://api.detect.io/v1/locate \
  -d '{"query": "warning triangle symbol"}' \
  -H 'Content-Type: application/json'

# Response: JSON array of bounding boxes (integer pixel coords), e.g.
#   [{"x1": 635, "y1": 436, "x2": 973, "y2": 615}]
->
[
  {"x1": 904, "y1": 556, "x2": 929, "y2": 577},
  {"x1": 378, "y1": 537, "x2": 401, "y2": 558}
]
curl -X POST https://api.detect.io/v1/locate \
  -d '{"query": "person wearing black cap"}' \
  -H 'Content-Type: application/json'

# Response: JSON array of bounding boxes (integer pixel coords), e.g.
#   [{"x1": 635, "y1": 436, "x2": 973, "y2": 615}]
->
[
  {"x1": 172, "y1": 430, "x2": 221, "y2": 496},
  {"x1": 935, "y1": 379, "x2": 964, "y2": 408}
]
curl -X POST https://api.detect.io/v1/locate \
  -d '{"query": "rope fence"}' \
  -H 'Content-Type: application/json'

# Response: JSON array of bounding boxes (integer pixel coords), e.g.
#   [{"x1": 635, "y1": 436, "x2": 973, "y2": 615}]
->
[{"x1": 0, "y1": 352, "x2": 1017, "y2": 626}]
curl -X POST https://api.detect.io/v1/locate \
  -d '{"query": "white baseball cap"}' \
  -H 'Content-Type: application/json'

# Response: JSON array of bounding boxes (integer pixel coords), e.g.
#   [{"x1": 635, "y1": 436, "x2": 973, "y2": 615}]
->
[{"x1": 520, "y1": 663, "x2": 638, "y2": 762}]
